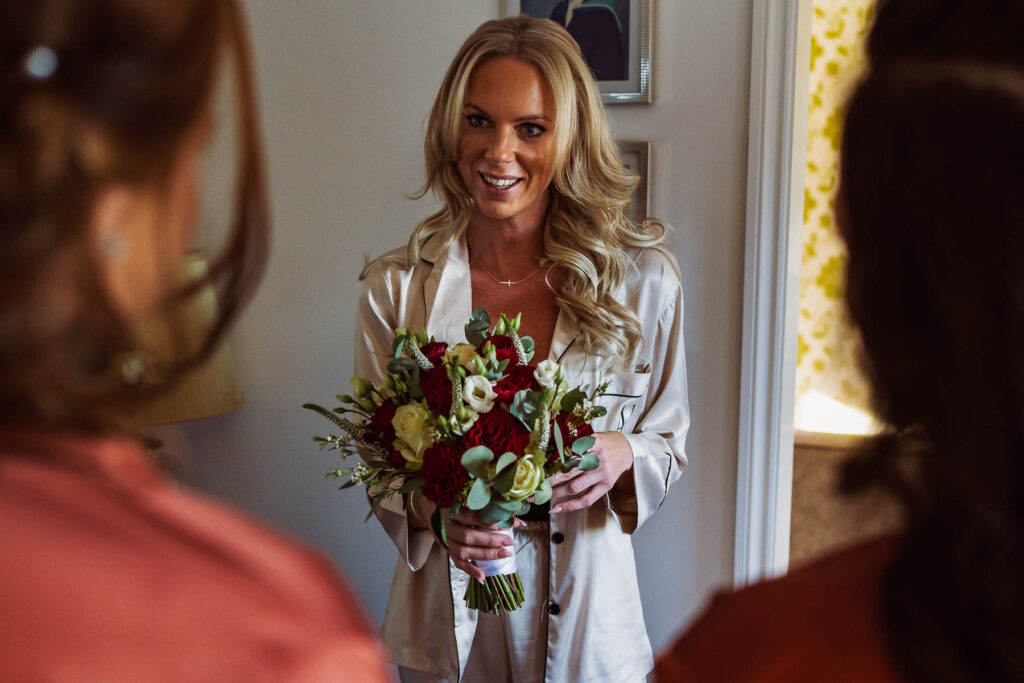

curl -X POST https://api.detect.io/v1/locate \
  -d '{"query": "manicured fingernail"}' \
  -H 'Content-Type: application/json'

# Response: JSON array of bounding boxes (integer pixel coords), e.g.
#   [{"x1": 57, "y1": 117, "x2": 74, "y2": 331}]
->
[
  {"x1": 550, "y1": 505, "x2": 561, "y2": 513},
  {"x1": 501, "y1": 550, "x2": 511, "y2": 557}
]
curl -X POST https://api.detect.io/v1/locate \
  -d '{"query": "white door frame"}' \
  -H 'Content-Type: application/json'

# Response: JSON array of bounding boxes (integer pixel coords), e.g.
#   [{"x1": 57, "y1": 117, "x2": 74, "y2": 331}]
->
[{"x1": 733, "y1": 0, "x2": 813, "y2": 587}]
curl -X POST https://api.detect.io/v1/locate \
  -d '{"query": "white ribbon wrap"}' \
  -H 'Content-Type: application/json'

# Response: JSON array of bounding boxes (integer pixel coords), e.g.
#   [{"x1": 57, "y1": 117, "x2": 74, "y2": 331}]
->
[{"x1": 473, "y1": 527, "x2": 518, "y2": 577}]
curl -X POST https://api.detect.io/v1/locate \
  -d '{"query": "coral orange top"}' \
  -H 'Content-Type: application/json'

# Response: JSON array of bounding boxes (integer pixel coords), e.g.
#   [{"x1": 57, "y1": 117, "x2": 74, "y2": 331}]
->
[
  {"x1": 656, "y1": 537, "x2": 904, "y2": 682},
  {"x1": 0, "y1": 432, "x2": 391, "y2": 682}
]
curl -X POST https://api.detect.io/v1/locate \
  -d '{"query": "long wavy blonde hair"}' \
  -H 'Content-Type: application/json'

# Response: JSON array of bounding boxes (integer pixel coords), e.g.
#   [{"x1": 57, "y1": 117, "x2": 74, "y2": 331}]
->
[{"x1": 363, "y1": 14, "x2": 677, "y2": 364}]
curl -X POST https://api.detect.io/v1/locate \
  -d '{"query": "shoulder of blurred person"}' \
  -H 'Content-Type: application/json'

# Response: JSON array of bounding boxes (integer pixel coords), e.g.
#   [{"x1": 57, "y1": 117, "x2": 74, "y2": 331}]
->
[
  {"x1": 656, "y1": 537, "x2": 903, "y2": 683},
  {"x1": 0, "y1": 431, "x2": 391, "y2": 682}
]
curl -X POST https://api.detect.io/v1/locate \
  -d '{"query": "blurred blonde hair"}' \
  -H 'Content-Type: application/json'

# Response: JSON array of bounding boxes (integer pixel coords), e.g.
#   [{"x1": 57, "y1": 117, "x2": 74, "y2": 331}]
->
[{"x1": 363, "y1": 14, "x2": 677, "y2": 364}]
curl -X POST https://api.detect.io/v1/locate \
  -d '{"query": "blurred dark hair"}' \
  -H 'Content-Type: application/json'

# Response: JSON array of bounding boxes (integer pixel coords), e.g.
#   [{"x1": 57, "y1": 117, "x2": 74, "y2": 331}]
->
[
  {"x1": 0, "y1": 0, "x2": 268, "y2": 430},
  {"x1": 838, "y1": 3, "x2": 1024, "y2": 680}
]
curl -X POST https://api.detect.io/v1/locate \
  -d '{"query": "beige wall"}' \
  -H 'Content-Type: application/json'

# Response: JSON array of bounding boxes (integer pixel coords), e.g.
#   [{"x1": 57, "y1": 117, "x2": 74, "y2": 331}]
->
[{"x1": 180, "y1": 0, "x2": 752, "y2": 649}]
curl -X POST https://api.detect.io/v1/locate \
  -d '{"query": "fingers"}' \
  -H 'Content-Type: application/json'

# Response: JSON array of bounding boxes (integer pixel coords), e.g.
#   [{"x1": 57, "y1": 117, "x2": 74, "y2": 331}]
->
[
  {"x1": 551, "y1": 485, "x2": 606, "y2": 514},
  {"x1": 446, "y1": 523, "x2": 516, "y2": 551},
  {"x1": 548, "y1": 466, "x2": 586, "y2": 488},
  {"x1": 550, "y1": 469, "x2": 602, "y2": 506},
  {"x1": 445, "y1": 519, "x2": 515, "y2": 583}
]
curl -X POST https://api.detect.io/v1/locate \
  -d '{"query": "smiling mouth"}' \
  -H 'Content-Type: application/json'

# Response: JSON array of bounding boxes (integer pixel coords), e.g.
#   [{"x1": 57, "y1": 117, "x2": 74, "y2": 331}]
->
[{"x1": 480, "y1": 172, "x2": 522, "y2": 190}]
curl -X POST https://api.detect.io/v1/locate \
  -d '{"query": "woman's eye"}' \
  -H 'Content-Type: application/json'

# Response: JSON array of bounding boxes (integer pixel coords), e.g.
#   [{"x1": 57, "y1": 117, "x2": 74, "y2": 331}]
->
[
  {"x1": 466, "y1": 114, "x2": 489, "y2": 128},
  {"x1": 520, "y1": 123, "x2": 545, "y2": 138}
]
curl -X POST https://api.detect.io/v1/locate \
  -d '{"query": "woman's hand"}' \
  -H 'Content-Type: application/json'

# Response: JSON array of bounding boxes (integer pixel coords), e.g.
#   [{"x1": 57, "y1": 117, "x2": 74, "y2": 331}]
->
[
  {"x1": 444, "y1": 508, "x2": 517, "y2": 582},
  {"x1": 549, "y1": 431, "x2": 634, "y2": 514}
]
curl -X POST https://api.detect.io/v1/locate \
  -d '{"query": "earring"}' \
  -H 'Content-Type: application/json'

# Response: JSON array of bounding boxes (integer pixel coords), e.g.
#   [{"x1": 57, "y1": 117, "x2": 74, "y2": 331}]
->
[{"x1": 120, "y1": 350, "x2": 159, "y2": 386}]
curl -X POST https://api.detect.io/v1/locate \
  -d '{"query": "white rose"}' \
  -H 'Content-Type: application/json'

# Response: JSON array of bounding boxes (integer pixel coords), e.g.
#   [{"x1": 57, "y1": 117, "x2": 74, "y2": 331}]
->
[
  {"x1": 443, "y1": 343, "x2": 479, "y2": 370},
  {"x1": 463, "y1": 375, "x2": 497, "y2": 413},
  {"x1": 507, "y1": 451, "x2": 545, "y2": 501},
  {"x1": 391, "y1": 403, "x2": 433, "y2": 464},
  {"x1": 534, "y1": 360, "x2": 561, "y2": 388}
]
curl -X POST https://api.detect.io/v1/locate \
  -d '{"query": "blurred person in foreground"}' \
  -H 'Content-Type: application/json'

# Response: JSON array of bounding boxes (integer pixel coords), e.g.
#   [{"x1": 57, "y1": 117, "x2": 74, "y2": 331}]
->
[
  {"x1": 0, "y1": 1, "x2": 389, "y2": 680},
  {"x1": 657, "y1": 0, "x2": 1024, "y2": 681}
]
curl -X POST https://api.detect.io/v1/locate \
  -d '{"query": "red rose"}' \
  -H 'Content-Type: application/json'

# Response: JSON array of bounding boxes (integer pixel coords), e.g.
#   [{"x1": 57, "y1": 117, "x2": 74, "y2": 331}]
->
[
  {"x1": 463, "y1": 407, "x2": 530, "y2": 455},
  {"x1": 419, "y1": 341, "x2": 448, "y2": 366},
  {"x1": 419, "y1": 441, "x2": 469, "y2": 508},
  {"x1": 478, "y1": 335, "x2": 518, "y2": 365},
  {"x1": 420, "y1": 365, "x2": 453, "y2": 414},
  {"x1": 552, "y1": 411, "x2": 596, "y2": 463},
  {"x1": 387, "y1": 449, "x2": 406, "y2": 468},
  {"x1": 368, "y1": 400, "x2": 398, "y2": 447},
  {"x1": 493, "y1": 364, "x2": 540, "y2": 405}
]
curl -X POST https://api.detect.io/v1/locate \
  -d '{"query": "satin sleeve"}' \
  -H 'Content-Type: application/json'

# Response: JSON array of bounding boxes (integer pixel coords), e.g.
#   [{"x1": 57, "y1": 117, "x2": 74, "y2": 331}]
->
[
  {"x1": 354, "y1": 269, "x2": 436, "y2": 571},
  {"x1": 609, "y1": 281, "x2": 690, "y2": 533}
]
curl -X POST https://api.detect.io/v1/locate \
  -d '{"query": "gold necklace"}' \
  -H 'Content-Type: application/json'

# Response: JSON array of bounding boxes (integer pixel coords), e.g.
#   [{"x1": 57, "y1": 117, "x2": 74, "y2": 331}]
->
[{"x1": 469, "y1": 244, "x2": 543, "y2": 287}]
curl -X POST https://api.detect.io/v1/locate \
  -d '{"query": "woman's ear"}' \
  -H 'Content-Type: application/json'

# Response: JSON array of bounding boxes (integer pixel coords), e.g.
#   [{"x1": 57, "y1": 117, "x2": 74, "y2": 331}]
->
[{"x1": 88, "y1": 184, "x2": 163, "y2": 319}]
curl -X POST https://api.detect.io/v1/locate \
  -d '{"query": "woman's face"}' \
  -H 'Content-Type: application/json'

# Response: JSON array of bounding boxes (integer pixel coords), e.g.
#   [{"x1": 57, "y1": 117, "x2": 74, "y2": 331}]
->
[{"x1": 457, "y1": 57, "x2": 557, "y2": 226}]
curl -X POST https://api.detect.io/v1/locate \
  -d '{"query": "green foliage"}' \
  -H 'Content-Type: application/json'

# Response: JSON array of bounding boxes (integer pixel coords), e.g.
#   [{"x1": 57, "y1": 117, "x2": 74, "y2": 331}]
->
[
  {"x1": 571, "y1": 435, "x2": 596, "y2": 455},
  {"x1": 467, "y1": 478, "x2": 491, "y2": 510},
  {"x1": 492, "y1": 452, "x2": 517, "y2": 477},
  {"x1": 578, "y1": 452, "x2": 600, "y2": 471},
  {"x1": 465, "y1": 307, "x2": 491, "y2": 346},
  {"x1": 461, "y1": 446, "x2": 494, "y2": 478},
  {"x1": 559, "y1": 387, "x2": 586, "y2": 415},
  {"x1": 510, "y1": 390, "x2": 543, "y2": 429},
  {"x1": 533, "y1": 478, "x2": 552, "y2": 505}
]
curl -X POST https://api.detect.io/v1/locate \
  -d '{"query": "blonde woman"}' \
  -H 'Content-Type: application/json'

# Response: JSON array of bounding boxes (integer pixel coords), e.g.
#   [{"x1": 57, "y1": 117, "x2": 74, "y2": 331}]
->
[{"x1": 356, "y1": 15, "x2": 688, "y2": 682}]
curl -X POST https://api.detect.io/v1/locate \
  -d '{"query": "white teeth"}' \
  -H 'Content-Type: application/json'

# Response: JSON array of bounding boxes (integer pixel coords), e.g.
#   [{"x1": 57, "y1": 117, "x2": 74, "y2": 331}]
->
[{"x1": 483, "y1": 175, "x2": 518, "y2": 188}]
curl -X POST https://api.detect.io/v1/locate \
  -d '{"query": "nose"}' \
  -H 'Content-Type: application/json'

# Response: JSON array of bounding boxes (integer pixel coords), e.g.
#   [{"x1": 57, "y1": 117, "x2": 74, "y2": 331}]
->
[{"x1": 485, "y1": 126, "x2": 516, "y2": 164}]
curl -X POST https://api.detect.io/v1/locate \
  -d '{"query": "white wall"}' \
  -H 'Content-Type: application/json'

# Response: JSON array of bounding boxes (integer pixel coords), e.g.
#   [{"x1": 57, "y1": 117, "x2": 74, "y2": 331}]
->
[{"x1": 181, "y1": 0, "x2": 751, "y2": 651}]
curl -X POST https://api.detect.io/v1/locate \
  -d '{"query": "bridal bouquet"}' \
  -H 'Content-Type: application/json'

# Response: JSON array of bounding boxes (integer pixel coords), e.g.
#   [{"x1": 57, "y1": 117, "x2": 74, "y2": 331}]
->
[{"x1": 304, "y1": 308, "x2": 607, "y2": 614}]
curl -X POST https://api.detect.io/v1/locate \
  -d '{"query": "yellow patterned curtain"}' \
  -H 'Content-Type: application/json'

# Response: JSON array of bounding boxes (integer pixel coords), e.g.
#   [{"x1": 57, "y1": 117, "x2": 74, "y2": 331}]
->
[{"x1": 795, "y1": 0, "x2": 877, "y2": 434}]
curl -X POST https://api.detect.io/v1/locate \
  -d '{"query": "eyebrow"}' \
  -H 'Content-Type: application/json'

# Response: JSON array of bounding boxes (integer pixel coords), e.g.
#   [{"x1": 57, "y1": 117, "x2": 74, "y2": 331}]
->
[{"x1": 464, "y1": 102, "x2": 552, "y2": 123}]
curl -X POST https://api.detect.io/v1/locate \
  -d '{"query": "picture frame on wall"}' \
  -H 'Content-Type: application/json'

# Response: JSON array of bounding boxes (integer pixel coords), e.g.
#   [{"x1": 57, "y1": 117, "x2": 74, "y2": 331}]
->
[
  {"x1": 502, "y1": 0, "x2": 653, "y2": 104},
  {"x1": 617, "y1": 140, "x2": 650, "y2": 222}
]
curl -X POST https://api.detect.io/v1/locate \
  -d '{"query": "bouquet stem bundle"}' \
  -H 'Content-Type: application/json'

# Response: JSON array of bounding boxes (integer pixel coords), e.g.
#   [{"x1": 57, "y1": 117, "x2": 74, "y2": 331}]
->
[{"x1": 465, "y1": 573, "x2": 525, "y2": 614}]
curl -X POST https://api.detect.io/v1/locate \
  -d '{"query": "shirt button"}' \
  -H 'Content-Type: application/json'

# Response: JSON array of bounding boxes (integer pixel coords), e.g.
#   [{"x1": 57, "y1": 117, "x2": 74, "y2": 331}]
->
[
  {"x1": 548, "y1": 602, "x2": 561, "y2": 615},
  {"x1": 552, "y1": 532, "x2": 565, "y2": 544}
]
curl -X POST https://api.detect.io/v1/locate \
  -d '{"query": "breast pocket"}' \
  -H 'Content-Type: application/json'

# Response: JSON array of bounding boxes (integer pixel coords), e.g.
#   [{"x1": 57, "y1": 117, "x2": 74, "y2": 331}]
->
[{"x1": 599, "y1": 370, "x2": 651, "y2": 434}]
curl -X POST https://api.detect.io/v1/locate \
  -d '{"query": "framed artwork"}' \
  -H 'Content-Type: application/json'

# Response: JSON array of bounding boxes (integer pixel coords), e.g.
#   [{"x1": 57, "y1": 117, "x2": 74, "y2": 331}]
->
[
  {"x1": 617, "y1": 140, "x2": 650, "y2": 222},
  {"x1": 502, "y1": 0, "x2": 653, "y2": 104}
]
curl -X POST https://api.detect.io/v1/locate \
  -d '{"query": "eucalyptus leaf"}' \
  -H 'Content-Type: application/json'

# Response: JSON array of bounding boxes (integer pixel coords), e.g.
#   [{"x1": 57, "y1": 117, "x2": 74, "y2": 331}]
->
[
  {"x1": 493, "y1": 451, "x2": 517, "y2": 476},
  {"x1": 387, "y1": 357, "x2": 417, "y2": 374},
  {"x1": 399, "y1": 477, "x2": 425, "y2": 494},
  {"x1": 478, "y1": 500, "x2": 513, "y2": 526},
  {"x1": 590, "y1": 406, "x2": 608, "y2": 418},
  {"x1": 465, "y1": 307, "x2": 491, "y2": 346},
  {"x1": 430, "y1": 507, "x2": 448, "y2": 547},
  {"x1": 571, "y1": 435, "x2": 596, "y2": 455},
  {"x1": 565, "y1": 457, "x2": 582, "y2": 469},
  {"x1": 578, "y1": 452, "x2": 600, "y2": 471},
  {"x1": 532, "y1": 478, "x2": 552, "y2": 505},
  {"x1": 510, "y1": 390, "x2": 542, "y2": 429},
  {"x1": 467, "y1": 477, "x2": 492, "y2": 510},
  {"x1": 492, "y1": 465, "x2": 518, "y2": 494},
  {"x1": 520, "y1": 336, "x2": 535, "y2": 359},
  {"x1": 496, "y1": 499, "x2": 526, "y2": 514},
  {"x1": 559, "y1": 387, "x2": 586, "y2": 414},
  {"x1": 497, "y1": 518, "x2": 514, "y2": 529},
  {"x1": 461, "y1": 446, "x2": 495, "y2": 478},
  {"x1": 553, "y1": 418, "x2": 565, "y2": 459}
]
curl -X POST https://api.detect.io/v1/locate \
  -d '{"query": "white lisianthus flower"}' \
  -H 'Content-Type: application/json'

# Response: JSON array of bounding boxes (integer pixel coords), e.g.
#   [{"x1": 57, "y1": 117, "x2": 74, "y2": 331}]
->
[
  {"x1": 392, "y1": 403, "x2": 433, "y2": 465},
  {"x1": 463, "y1": 375, "x2": 497, "y2": 413},
  {"x1": 507, "y1": 451, "x2": 546, "y2": 501},
  {"x1": 443, "y1": 342, "x2": 479, "y2": 370},
  {"x1": 535, "y1": 360, "x2": 561, "y2": 388}
]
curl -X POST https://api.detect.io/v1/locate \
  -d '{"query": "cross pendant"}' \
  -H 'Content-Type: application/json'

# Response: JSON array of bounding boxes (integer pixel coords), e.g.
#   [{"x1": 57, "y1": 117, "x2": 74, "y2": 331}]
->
[{"x1": 500, "y1": 280, "x2": 514, "y2": 287}]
